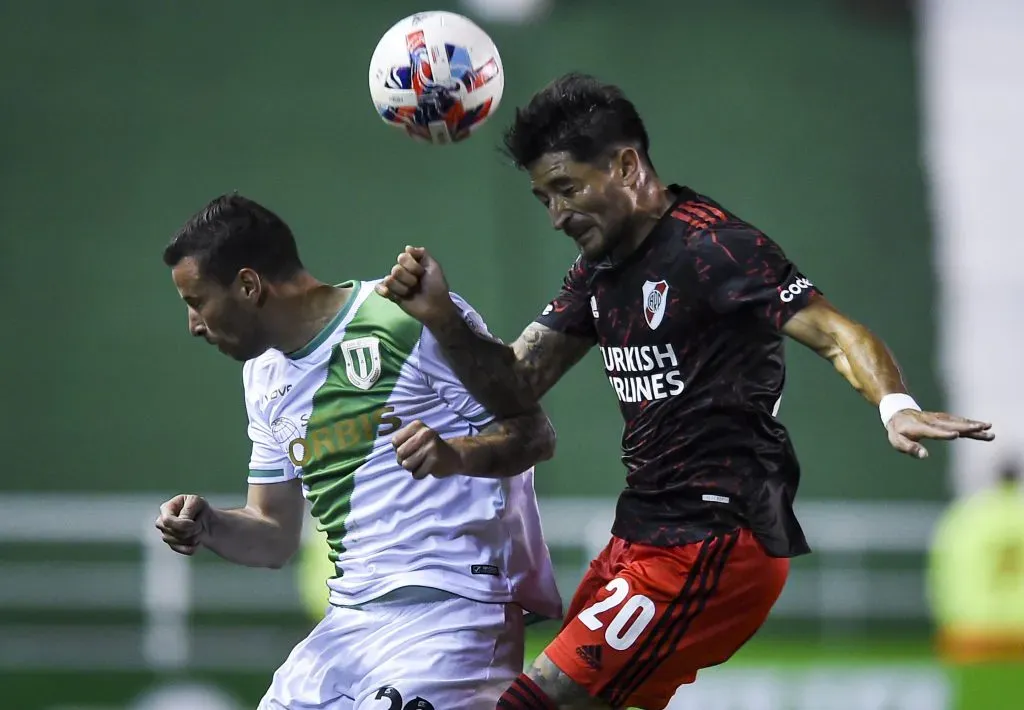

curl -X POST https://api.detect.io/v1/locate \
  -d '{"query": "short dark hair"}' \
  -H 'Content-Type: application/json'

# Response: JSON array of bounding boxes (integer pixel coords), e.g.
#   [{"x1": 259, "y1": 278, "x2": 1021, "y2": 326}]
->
[
  {"x1": 162, "y1": 193, "x2": 304, "y2": 285},
  {"x1": 502, "y1": 73, "x2": 651, "y2": 169}
]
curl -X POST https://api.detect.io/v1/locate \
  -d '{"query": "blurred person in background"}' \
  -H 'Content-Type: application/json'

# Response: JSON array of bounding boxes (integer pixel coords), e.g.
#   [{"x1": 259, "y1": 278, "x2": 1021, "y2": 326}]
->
[
  {"x1": 154, "y1": 193, "x2": 563, "y2": 710},
  {"x1": 929, "y1": 456, "x2": 1024, "y2": 664},
  {"x1": 379, "y1": 73, "x2": 995, "y2": 710}
]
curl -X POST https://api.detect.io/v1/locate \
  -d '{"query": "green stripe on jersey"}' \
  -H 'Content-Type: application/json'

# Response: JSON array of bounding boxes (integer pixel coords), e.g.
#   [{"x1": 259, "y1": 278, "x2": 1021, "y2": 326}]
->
[
  {"x1": 299, "y1": 290, "x2": 423, "y2": 576},
  {"x1": 248, "y1": 468, "x2": 285, "y2": 479}
]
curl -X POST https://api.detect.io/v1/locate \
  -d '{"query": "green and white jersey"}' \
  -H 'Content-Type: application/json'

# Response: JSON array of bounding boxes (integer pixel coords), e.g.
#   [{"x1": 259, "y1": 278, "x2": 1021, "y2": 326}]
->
[{"x1": 242, "y1": 280, "x2": 562, "y2": 619}]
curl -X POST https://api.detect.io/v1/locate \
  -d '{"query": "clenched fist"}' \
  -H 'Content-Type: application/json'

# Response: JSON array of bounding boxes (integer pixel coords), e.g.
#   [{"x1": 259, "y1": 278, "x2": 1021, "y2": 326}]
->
[
  {"x1": 393, "y1": 420, "x2": 464, "y2": 479},
  {"x1": 376, "y1": 246, "x2": 460, "y2": 328},
  {"x1": 155, "y1": 494, "x2": 210, "y2": 556}
]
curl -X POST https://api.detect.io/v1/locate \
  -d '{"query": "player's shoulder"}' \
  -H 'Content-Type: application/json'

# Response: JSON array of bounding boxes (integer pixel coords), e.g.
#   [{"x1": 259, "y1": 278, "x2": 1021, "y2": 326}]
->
[
  {"x1": 666, "y1": 189, "x2": 774, "y2": 251},
  {"x1": 558, "y1": 253, "x2": 594, "y2": 286},
  {"x1": 242, "y1": 349, "x2": 286, "y2": 396}
]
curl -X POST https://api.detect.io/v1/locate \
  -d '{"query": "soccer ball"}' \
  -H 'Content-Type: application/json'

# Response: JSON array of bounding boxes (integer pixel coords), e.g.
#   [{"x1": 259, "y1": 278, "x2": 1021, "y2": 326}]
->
[{"x1": 368, "y1": 11, "x2": 504, "y2": 145}]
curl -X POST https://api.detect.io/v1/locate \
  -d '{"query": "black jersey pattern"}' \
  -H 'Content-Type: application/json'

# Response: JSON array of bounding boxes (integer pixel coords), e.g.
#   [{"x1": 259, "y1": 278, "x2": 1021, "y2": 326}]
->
[{"x1": 536, "y1": 186, "x2": 820, "y2": 557}]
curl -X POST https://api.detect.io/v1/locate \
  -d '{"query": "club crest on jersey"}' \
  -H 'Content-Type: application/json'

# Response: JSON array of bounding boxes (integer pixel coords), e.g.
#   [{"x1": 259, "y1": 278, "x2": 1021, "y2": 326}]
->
[
  {"x1": 341, "y1": 337, "x2": 382, "y2": 390},
  {"x1": 642, "y1": 280, "x2": 669, "y2": 330}
]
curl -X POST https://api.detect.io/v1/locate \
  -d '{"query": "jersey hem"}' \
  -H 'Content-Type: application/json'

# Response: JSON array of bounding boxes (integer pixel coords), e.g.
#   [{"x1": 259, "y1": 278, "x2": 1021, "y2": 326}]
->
[{"x1": 326, "y1": 574, "x2": 561, "y2": 619}]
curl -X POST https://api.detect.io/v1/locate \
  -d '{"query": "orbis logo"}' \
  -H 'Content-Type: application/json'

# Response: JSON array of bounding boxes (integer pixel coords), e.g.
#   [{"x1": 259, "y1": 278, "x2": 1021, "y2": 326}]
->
[
  {"x1": 779, "y1": 277, "x2": 813, "y2": 303},
  {"x1": 287, "y1": 405, "x2": 402, "y2": 468}
]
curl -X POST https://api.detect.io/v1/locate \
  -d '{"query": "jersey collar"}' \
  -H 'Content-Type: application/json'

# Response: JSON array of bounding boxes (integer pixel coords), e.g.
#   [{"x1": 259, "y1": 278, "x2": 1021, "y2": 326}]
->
[{"x1": 588, "y1": 184, "x2": 694, "y2": 276}]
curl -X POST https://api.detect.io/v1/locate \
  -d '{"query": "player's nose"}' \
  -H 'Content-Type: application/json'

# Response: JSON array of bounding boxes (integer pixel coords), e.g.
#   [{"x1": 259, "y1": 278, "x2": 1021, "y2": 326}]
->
[
  {"x1": 550, "y1": 204, "x2": 572, "y2": 232},
  {"x1": 187, "y1": 309, "x2": 206, "y2": 338}
]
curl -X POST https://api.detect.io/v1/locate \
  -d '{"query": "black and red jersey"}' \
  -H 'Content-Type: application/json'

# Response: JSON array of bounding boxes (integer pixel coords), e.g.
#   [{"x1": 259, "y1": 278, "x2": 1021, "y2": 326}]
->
[{"x1": 535, "y1": 185, "x2": 821, "y2": 557}]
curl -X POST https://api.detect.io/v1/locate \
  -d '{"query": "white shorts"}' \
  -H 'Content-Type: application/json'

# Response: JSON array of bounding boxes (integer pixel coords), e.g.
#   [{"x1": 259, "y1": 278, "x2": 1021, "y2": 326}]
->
[{"x1": 258, "y1": 587, "x2": 524, "y2": 710}]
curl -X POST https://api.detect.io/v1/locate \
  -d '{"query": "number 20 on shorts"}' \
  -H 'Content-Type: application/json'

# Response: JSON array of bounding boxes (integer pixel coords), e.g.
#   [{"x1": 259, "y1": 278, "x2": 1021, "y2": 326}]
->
[{"x1": 576, "y1": 578, "x2": 657, "y2": 651}]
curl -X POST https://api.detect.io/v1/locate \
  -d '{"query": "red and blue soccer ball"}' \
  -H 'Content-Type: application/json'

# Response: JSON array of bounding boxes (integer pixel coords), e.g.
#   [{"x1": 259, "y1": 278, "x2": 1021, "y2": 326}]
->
[{"x1": 368, "y1": 11, "x2": 504, "y2": 145}]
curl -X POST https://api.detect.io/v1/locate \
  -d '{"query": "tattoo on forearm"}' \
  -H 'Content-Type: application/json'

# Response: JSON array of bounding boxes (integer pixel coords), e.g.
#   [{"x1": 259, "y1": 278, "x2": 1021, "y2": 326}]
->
[
  {"x1": 453, "y1": 410, "x2": 555, "y2": 477},
  {"x1": 430, "y1": 315, "x2": 591, "y2": 418},
  {"x1": 430, "y1": 316, "x2": 535, "y2": 417}
]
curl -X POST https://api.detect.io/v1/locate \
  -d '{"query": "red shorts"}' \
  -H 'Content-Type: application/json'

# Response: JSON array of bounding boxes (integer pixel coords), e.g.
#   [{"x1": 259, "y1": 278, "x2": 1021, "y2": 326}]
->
[{"x1": 544, "y1": 529, "x2": 788, "y2": 710}]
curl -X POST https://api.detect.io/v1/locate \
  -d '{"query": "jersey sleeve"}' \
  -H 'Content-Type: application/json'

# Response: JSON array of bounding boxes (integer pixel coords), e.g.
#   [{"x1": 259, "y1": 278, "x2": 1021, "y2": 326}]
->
[
  {"x1": 243, "y1": 362, "x2": 298, "y2": 485},
  {"x1": 414, "y1": 292, "x2": 496, "y2": 429},
  {"x1": 695, "y1": 226, "x2": 821, "y2": 329},
  {"x1": 533, "y1": 257, "x2": 598, "y2": 341}
]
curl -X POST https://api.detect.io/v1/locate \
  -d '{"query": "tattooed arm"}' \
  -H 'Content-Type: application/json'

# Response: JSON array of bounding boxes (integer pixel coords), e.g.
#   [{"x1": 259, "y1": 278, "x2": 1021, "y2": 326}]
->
[
  {"x1": 392, "y1": 407, "x2": 557, "y2": 479},
  {"x1": 426, "y1": 317, "x2": 592, "y2": 418},
  {"x1": 450, "y1": 407, "x2": 556, "y2": 477},
  {"x1": 377, "y1": 245, "x2": 594, "y2": 417}
]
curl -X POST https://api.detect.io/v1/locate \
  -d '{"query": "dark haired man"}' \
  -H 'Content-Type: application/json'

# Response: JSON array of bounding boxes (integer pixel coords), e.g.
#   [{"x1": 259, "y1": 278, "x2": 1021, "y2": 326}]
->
[
  {"x1": 378, "y1": 73, "x2": 994, "y2": 709},
  {"x1": 156, "y1": 193, "x2": 563, "y2": 709}
]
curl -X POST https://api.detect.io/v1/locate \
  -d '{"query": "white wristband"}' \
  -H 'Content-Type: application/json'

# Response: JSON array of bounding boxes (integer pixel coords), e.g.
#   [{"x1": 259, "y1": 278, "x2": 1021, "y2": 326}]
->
[{"x1": 879, "y1": 393, "x2": 921, "y2": 427}]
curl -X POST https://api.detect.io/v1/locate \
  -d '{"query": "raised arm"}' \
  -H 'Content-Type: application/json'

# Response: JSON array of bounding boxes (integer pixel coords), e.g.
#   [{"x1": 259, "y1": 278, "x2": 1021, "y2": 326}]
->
[
  {"x1": 424, "y1": 317, "x2": 591, "y2": 416},
  {"x1": 377, "y1": 246, "x2": 594, "y2": 417}
]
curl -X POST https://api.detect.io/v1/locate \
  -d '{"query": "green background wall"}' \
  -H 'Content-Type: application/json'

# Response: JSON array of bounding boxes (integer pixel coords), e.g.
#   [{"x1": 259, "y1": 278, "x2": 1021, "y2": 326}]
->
[{"x1": 0, "y1": 0, "x2": 942, "y2": 502}]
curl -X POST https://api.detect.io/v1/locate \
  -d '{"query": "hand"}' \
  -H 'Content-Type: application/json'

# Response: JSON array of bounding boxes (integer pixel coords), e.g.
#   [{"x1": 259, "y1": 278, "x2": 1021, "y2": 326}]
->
[
  {"x1": 886, "y1": 410, "x2": 994, "y2": 459},
  {"x1": 155, "y1": 494, "x2": 210, "y2": 556},
  {"x1": 375, "y1": 246, "x2": 459, "y2": 328},
  {"x1": 392, "y1": 420, "x2": 465, "y2": 479}
]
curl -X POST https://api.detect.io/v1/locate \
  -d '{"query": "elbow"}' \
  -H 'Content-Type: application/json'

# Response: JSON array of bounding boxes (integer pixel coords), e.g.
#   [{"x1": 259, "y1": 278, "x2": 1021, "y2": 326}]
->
[
  {"x1": 535, "y1": 415, "x2": 557, "y2": 463},
  {"x1": 265, "y1": 528, "x2": 302, "y2": 569},
  {"x1": 265, "y1": 543, "x2": 299, "y2": 570}
]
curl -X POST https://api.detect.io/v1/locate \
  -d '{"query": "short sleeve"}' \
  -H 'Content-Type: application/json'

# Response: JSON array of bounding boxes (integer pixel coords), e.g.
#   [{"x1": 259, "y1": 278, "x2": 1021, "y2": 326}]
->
[
  {"x1": 243, "y1": 363, "x2": 298, "y2": 484},
  {"x1": 696, "y1": 226, "x2": 821, "y2": 329},
  {"x1": 415, "y1": 292, "x2": 496, "y2": 429},
  {"x1": 534, "y1": 257, "x2": 598, "y2": 341}
]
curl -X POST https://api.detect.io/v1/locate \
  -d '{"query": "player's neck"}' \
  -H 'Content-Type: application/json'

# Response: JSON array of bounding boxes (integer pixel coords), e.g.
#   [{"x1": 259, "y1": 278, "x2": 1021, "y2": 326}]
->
[
  {"x1": 610, "y1": 180, "x2": 675, "y2": 261},
  {"x1": 269, "y1": 274, "x2": 355, "y2": 354}
]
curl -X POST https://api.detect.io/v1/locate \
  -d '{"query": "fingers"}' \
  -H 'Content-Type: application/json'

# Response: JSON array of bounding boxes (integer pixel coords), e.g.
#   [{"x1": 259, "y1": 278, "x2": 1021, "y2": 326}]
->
[
  {"x1": 900, "y1": 422, "x2": 960, "y2": 441},
  {"x1": 378, "y1": 264, "x2": 421, "y2": 300},
  {"x1": 397, "y1": 430, "x2": 436, "y2": 471},
  {"x1": 157, "y1": 522, "x2": 200, "y2": 554},
  {"x1": 179, "y1": 495, "x2": 206, "y2": 522},
  {"x1": 401, "y1": 447, "x2": 434, "y2": 479},
  {"x1": 392, "y1": 420, "x2": 426, "y2": 449},
  {"x1": 889, "y1": 430, "x2": 929, "y2": 460},
  {"x1": 375, "y1": 248, "x2": 430, "y2": 303},
  {"x1": 888, "y1": 410, "x2": 996, "y2": 460},
  {"x1": 395, "y1": 424, "x2": 434, "y2": 461},
  {"x1": 155, "y1": 495, "x2": 203, "y2": 553},
  {"x1": 397, "y1": 250, "x2": 426, "y2": 276},
  {"x1": 900, "y1": 412, "x2": 995, "y2": 441},
  {"x1": 925, "y1": 417, "x2": 990, "y2": 435},
  {"x1": 157, "y1": 516, "x2": 199, "y2": 538},
  {"x1": 158, "y1": 494, "x2": 187, "y2": 519},
  {"x1": 925, "y1": 412, "x2": 992, "y2": 429},
  {"x1": 960, "y1": 429, "x2": 996, "y2": 441},
  {"x1": 408, "y1": 451, "x2": 438, "y2": 480},
  {"x1": 392, "y1": 421, "x2": 441, "y2": 479}
]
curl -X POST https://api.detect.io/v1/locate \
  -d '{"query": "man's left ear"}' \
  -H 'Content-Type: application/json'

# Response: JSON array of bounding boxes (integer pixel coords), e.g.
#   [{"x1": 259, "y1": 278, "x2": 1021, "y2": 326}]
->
[
  {"x1": 237, "y1": 268, "x2": 263, "y2": 304},
  {"x1": 617, "y1": 147, "x2": 641, "y2": 188}
]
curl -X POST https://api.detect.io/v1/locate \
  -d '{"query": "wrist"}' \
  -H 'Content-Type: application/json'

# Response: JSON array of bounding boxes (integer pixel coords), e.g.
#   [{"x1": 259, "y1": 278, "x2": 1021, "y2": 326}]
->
[
  {"x1": 421, "y1": 298, "x2": 462, "y2": 333},
  {"x1": 447, "y1": 437, "x2": 475, "y2": 473},
  {"x1": 879, "y1": 392, "x2": 921, "y2": 427},
  {"x1": 194, "y1": 505, "x2": 215, "y2": 545}
]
